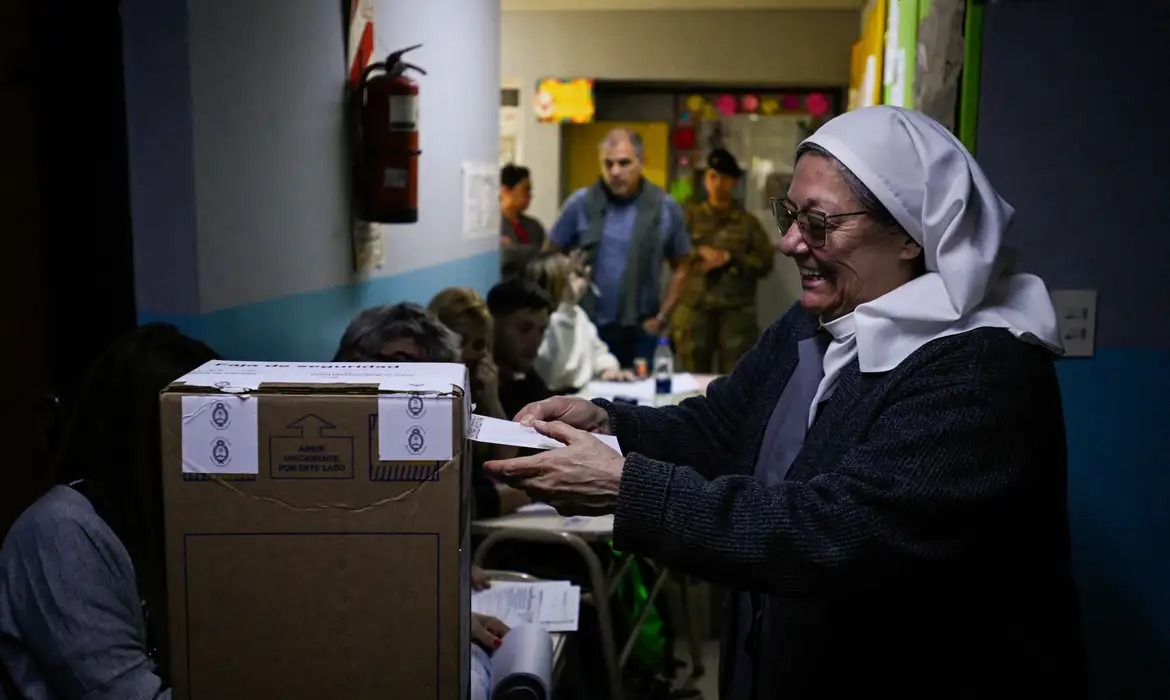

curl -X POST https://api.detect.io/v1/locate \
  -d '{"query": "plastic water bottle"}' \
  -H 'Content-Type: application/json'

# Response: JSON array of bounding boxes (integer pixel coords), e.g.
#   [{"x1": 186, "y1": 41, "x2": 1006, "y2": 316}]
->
[{"x1": 653, "y1": 337, "x2": 673, "y2": 395}]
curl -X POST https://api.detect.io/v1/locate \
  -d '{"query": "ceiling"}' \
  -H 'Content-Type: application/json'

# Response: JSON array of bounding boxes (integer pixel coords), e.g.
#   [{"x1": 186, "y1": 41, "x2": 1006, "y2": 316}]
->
[{"x1": 502, "y1": 0, "x2": 860, "y2": 11}]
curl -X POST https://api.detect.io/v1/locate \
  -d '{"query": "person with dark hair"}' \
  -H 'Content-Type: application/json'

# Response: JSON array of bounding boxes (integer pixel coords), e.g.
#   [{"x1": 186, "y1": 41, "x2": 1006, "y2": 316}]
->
[
  {"x1": 499, "y1": 163, "x2": 546, "y2": 280},
  {"x1": 672, "y1": 148, "x2": 775, "y2": 374},
  {"x1": 0, "y1": 323, "x2": 219, "y2": 699},
  {"x1": 486, "y1": 278, "x2": 554, "y2": 419},
  {"x1": 333, "y1": 301, "x2": 525, "y2": 524},
  {"x1": 333, "y1": 302, "x2": 460, "y2": 362},
  {"x1": 489, "y1": 107, "x2": 1085, "y2": 698},
  {"x1": 546, "y1": 128, "x2": 692, "y2": 366}
]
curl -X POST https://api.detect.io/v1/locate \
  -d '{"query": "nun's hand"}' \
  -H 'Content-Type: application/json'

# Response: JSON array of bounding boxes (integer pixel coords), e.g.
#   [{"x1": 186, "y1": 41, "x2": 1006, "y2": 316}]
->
[
  {"x1": 484, "y1": 420, "x2": 623, "y2": 516},
  {"x1": 513, "y1": 396, "x2": 611, "y2": 434}
]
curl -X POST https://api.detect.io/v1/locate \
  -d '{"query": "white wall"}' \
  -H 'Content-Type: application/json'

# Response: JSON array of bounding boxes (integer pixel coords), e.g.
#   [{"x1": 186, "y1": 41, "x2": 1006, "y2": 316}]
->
[
  {"x1": 501, "y1": 9, "x2": 857, "y2": 224},
  {"x1": 188, "y1": 0, "x2": 351, "y2": 312},
  {"x1": 186, "y1": 0, "x2": 500, "y2": 313},
  {"x1": 126, "y1": 0, "x2": 501, "y2": 360}
]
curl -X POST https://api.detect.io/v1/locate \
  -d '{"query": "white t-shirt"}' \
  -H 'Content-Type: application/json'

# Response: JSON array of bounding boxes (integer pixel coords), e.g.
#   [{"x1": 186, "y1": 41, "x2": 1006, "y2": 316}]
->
[{"x1": 534, "y1": 303, "x2": 621, "y2": 391}]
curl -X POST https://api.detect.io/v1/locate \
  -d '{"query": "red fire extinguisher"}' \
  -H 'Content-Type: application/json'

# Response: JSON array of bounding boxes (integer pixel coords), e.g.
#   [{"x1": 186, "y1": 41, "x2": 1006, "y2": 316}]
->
[{"x1": 355, "y1": 44, "x2": 425, "y2": 223}]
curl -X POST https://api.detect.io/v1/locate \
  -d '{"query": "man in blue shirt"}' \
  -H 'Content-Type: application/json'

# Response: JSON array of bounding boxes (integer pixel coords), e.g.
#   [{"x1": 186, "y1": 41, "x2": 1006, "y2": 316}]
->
[{"x1": 546, "y1": 128, "x2": 691, "y2": 366}]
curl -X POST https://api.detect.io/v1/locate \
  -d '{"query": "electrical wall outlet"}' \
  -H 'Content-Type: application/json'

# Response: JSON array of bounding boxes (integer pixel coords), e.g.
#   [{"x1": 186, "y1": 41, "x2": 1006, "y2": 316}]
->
[{"x1": 1050, "y1": 289, "x2": 1097, "y2": 358}]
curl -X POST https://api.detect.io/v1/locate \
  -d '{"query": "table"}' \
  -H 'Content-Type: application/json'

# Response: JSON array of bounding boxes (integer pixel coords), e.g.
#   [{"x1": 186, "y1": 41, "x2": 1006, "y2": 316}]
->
[
  {"x1": 576, "y1": 373, "x2": 718, "y2": 407},
  {"x1": 473, "y1": 509, "x2": 704, "y2": 700}
]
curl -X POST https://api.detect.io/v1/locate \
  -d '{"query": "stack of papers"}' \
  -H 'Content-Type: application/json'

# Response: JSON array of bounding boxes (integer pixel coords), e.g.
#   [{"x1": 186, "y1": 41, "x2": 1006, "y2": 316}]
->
[{"x1": 472, "y1": 580, "x2": 581, "y2": 632}]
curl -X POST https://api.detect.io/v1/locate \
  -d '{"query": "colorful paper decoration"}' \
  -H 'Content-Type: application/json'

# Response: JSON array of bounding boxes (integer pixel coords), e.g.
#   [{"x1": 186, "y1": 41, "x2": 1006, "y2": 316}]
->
[
  {"x1": 678, "y1": 110, "x2": 692, "y2": 124},
  {"x1": 671, "y1": 126, "x2": 696, "y2": 150},
  {"x1": 534, "y1": 78, "x2": 596, "y2": 123},
  {"x1": 686, "y1": 95, "x2": 706, "y2": 111},
  {"x1": 806, "y1": 92, "x2": 830, "y2": 117},
  {"x1": 715, "y1": 94, "x2": 737, "y2": 116},
  {"x1": 702, "y1": 104, "x2": 718, "y2": 120},
  {"x1": 678, "y1": 155, "x2": 690, "y2": 168},
  {"x1": 761, "y1": 98, "x2": 780, "y2": 115},
  {"x1": 781, "y1": 94, "x2": 802, "y2": 111},
  {"x1": 669, "y1": 179, "x2": 694, "y2": 204},
  {"x1": 741, "y1": 94, "x2": 760, "y2": 112}
]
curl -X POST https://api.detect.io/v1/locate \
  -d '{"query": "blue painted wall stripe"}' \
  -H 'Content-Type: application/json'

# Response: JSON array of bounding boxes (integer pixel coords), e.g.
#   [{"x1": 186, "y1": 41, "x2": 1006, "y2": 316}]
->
[{"x1": 140, "y1": 251, "x2": 499, "y2": 361}]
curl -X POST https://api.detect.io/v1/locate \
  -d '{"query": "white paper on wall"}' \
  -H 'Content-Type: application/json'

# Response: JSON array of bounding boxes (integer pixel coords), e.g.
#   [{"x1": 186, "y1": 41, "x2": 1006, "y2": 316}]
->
[{"x1": 462, "y1": 161, "x2": 500, "y2": 239}]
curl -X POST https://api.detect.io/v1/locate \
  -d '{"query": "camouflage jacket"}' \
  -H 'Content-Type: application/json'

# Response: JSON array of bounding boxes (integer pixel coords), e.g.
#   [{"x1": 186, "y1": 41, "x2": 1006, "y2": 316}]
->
[{"x1": 679, "y1": 202, "x2": 774, "y2": 309}]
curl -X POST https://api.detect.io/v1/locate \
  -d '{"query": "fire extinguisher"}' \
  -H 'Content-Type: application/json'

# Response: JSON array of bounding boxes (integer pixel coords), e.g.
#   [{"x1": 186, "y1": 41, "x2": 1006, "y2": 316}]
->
[{"x1": 354, "y1": 44, "x2": 425, "y2": 224}]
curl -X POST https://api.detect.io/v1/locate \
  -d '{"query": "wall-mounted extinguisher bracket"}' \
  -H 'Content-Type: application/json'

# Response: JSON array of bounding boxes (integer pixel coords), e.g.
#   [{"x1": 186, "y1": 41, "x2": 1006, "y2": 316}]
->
[{"x1": 354, "y1": 44, "x2": 426, "y2": 224}]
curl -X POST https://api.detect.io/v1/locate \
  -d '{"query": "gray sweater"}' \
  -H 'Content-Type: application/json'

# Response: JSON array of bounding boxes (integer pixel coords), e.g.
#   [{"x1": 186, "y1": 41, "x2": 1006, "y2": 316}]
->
[{"x1": 0, "y1": 486, "x2": 168, "y2": 700}]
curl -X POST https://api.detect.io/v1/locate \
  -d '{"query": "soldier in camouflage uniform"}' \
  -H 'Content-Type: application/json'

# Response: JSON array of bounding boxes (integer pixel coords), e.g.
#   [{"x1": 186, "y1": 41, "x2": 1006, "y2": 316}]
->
[{"x1": 671, "y1": 149, "x2": 775, "y2": 373}]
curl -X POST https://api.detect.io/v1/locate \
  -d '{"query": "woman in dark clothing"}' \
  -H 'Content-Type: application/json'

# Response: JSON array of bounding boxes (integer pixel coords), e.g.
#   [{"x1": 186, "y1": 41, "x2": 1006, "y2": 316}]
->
[
  {"x1": 499, "y1": 163, "x2": 547, "y2": 280},
  {"x1": 0, "y1": 324, "x2": 218, "y2": 699},
  {"x1": 486, "y1": 107, "x2": 1086, "y2": 698}
]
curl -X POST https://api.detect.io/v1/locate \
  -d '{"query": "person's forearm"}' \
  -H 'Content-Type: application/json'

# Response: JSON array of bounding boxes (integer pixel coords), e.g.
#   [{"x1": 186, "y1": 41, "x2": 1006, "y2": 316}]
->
[
  {"x1": 658, "y1": 265, "x2": 688, "y2": 318},
  {"x1": 732, "y1": 249, "x2": 775, "y2": 278},
  {"x1": 598, "y1": 396, "x2": 730, "y2": 479}
]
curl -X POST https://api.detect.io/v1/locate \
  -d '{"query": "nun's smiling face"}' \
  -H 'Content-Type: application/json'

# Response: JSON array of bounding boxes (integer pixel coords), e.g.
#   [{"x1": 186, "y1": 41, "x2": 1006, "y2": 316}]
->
[{"x1": 779, "y1": 153, "x2": 920, "y2": 320}]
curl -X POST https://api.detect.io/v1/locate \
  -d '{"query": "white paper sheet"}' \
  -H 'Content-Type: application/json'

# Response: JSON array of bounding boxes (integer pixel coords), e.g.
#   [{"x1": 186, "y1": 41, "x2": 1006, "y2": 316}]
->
[
  {"x1": 472, "y1": 581, "x2": 580, "y2": 633},
  {"x1": 180, "y1": 395, "x2": 259, "y2": 475},
  {"x1": 462, "y1": 162, "x2": 501, "y2": 239},
  {"x1": 581, "y1": 373, "x2": 703, "y2": 403},
  {"x1": 468, "y1": 414, "x2": 622, "y2": 455}
]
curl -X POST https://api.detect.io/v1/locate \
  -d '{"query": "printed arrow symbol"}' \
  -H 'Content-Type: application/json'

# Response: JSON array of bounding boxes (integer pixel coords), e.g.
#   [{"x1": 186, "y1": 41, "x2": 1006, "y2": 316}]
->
[{"x1": 285, "y1": 414, "x2": 337, "y2": 437}]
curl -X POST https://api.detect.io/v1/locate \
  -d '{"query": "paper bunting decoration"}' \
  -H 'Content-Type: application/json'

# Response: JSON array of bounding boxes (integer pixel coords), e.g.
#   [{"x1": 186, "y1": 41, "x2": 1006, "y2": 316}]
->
[
  {"x1": 806, "y1": 92, "x2": 830, "y2": 117},
  {"x1": 686, "y1": 95, "x2": 706, "y2": 111},
  {"x1": 741, "y1": 94, "x2": 760, "y2": 113},
  {"x1": 761, "y1": 98, "x2": 780, "y2": 115},
  {"x1": 715, "y1": 94, "x2": 738, "y2": 116},
  {"x1": 781, "y1": 94, "x2": 802, "y2": 110},
  {"x1": 671, "y1": 126, "x2": 696, "y2": 150}
]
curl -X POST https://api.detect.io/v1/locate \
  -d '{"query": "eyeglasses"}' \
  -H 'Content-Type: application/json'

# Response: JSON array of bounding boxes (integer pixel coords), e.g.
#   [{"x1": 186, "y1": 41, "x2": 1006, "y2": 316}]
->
[{"x1": 770, "y1": 197, "x2": 869, "y2": 249}]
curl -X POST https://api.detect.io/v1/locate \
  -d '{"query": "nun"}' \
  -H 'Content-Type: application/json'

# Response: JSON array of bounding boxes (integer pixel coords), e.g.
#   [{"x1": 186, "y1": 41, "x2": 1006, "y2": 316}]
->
[{"x1": 485, "y1": 106, "x2": 1085, "y2": 697}]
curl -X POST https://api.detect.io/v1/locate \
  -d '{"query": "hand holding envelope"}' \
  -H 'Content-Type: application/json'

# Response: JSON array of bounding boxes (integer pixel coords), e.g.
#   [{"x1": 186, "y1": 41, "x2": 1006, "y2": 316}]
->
[{"x1": 474, "y1": 398, "x2": 625, "y2": 516}]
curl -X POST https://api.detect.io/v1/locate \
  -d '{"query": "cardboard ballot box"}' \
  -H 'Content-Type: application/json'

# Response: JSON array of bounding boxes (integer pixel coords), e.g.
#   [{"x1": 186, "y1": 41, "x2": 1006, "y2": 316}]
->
[{"x1": 160, "y1": 361, "x2": 471, "y2": 699}]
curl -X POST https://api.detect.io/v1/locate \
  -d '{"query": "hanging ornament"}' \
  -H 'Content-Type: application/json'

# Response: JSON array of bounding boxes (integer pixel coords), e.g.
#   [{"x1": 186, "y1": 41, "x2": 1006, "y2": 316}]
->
[
  {"x1": 678, "y1": 109, "x2": 692, "y2": 124},
  {"x1": 678, "y1": 155, "x2": 690, "y2": 168},
  {"x1": 741, "y1": 94, "x2": 760, "y2": 113},
  {"x1": 702, "y1": 104, "x2": 719, "y2": 120},
  {"x1": 671, "y1": 125, "x2": 696, "y2": 150},
  {"x1": 761, "y1": 98, "x2": 780, "y2": 115},
  {"x1": 715, "y1": 94, "x2": 737, "y2": 116},
  {"x1": 686, "y1": 95, "x2": 706, "y2": 112},
  {"x1": 806, "y1": 92, "x2": 830, "y2": 117}
]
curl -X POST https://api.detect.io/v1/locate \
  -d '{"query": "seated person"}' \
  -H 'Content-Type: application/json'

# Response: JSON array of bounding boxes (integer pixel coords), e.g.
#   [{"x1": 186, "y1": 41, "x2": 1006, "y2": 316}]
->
[
  {"x1": 333, "y1": 302, "x2": 526, "y2": 520},
  {"x1": 0, "y1": 324, "x2": 218, "y2": 698},
  {"x1": 526, "y1": 251, "x2": 635, "y2": 392},
  {"x1": 486, "y1": 279, "x2": 555, "y2": 419},
  {"x1": 424, "y1": 291, "x2": 530, "y2": 519},
  {"x1": 426, "y1": 289, "x2": 508, "y2": 422},
  {"x1": 332, "y1": 302, "x2": 459, "y2": 363}
]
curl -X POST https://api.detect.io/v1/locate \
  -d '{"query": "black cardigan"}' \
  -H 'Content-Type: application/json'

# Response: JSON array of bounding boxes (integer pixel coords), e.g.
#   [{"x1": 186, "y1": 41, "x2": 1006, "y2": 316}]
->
[{"x1": 599, "y1": 303, "x2": 1086, "y2": 698}]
